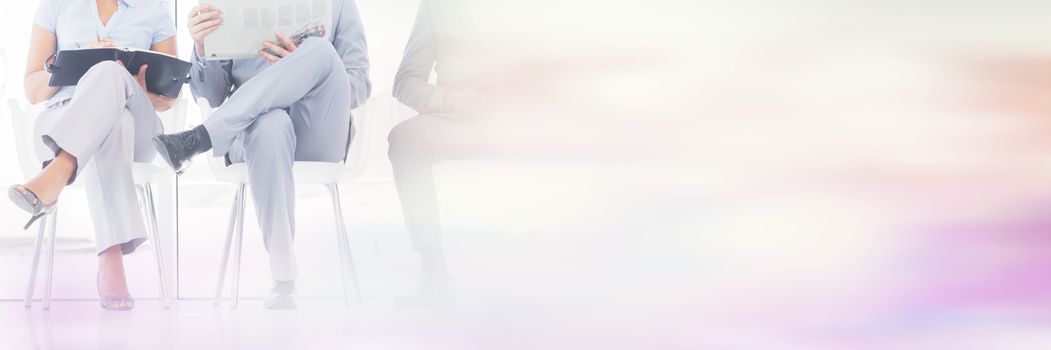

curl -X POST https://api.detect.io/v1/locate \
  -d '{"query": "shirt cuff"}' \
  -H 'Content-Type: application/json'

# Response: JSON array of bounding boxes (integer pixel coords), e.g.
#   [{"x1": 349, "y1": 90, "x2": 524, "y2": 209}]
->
[
  {"x1": 192, "y1": 47, "x2": 209, "y2": 67},
  {"x1": 193, "y1": 47, "x2": 234, "y2": 71}
]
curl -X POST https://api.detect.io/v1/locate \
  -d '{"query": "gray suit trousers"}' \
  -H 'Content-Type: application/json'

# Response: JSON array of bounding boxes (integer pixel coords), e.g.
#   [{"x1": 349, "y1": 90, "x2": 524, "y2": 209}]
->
[
  {"x1": 203, "y1": 38, "x2": 353, "y2": 281},
  {"x1": 34, "y1": 61, "x2": 162, "y2": 255}
]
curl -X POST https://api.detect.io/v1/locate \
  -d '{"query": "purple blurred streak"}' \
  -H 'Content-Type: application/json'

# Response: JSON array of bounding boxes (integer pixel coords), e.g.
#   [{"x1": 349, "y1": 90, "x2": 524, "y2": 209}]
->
[{"x1": 899, "y1": 205, "x2": 1051, "y2": 310}]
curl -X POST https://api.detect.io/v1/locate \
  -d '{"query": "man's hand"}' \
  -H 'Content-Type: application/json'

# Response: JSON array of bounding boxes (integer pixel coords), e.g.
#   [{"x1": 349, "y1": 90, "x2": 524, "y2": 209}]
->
[
  {"x1": 259, "y1": 33, "x2": 297, "y2": 64},
  {"x1": 189, "y1": 4, "x2": 223, "y2": 56}
]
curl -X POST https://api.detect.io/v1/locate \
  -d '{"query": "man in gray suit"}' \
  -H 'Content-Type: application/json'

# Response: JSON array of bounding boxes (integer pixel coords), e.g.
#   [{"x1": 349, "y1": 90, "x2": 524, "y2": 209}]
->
[{"x1": 153, "y1": 0, "x2": 371, "y2": 309}]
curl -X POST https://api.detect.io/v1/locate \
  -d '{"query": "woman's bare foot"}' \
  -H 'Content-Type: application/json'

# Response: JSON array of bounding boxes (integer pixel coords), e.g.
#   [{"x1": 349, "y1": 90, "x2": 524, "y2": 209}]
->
[
  {"x1": 18, "y1": 151, "x2": 77, "y2": 206},
  {"x1": 98, "y1": 245, "x2": 133, "y2": 310}
]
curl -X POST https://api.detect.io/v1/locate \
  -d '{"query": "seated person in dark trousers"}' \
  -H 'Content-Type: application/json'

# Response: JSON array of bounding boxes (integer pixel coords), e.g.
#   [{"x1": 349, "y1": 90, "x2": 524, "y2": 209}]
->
[{"x1": 389, "y1": 0, "x2": 503, "y2": 307}]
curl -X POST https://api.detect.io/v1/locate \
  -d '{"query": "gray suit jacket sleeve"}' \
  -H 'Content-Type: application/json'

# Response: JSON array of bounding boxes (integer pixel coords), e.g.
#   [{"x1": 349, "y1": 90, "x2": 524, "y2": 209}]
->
[
  {"x1": 333, "y1": 0, "x2": 372, "y2": 110},
  {"x1": 188, "y1": 49, "x2": 235, "y2": 108},
  {"x1": 392, "y1": 0, "x2": 449, "y2": 114}
]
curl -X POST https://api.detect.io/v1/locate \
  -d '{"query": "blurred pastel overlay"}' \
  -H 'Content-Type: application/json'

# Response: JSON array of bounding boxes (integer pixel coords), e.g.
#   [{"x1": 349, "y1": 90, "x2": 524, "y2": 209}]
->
[{"x1": 1, "y1": 0, "x2": 1051, "y2": 348}]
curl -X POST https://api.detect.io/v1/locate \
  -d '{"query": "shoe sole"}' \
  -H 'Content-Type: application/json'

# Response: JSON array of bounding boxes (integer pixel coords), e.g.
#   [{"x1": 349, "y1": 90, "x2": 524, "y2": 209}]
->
[
  {"x1": 264, "y1": 304, "x2": 297, "y2": 310},
  {"x1": 8, "y1": 187, "x2": 38, "y2": 215},
  {"x1": 264, "y1": 301, "x2": 297, "y2": 310},
  {"x1": 151, "y1": 137, "x2": 184, "y2": 175}
]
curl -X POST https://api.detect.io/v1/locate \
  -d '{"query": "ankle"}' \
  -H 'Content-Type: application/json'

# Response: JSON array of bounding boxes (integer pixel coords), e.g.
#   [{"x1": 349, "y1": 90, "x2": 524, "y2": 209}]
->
[
  {"x1": 50, "y1": 152, "x2": 77, "y2": 179},
  {"x1": 419, "y1": 249, "x2": 449, "y2": 284},
  {"x1": 98, "y1": 247, "x2": 125, "y2": 268},
  {"x1": 192, "y1": 125, "x2": 213, "y2": 153},
  {"x1": 272, "y1": 280, "x2": 296, "y2": 295}
]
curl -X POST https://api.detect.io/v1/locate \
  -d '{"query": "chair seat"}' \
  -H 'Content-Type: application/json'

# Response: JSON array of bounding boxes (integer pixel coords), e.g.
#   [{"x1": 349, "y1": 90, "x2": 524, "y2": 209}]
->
[
  {"x1": 132, "y1": 163, "x2": 174, "y2": 185},
  {"x1": 210, "y1": 160, "x2": 360, "y2": 185}
]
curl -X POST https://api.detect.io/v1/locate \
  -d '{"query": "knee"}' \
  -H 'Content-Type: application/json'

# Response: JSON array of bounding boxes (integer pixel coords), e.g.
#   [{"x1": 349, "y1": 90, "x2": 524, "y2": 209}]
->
[
  {"x1": 387, "y1": 118, "x2": 427, "y2": 162},
  {"x1": 244, "y1": 111, "x2": 295, "y2": 156},
  {"x1": 295, "y1": 37, "x2": 340, "y2": 67},
  {"x1": 82, "y1": 60, "x2": 126, "y2": 82}
]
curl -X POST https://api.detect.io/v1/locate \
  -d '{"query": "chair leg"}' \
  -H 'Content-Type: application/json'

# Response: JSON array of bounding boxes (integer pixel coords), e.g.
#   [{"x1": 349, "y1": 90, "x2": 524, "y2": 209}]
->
[
  {"x1": 327, "y1": 184, "x2": 361, "y2": 306},
  {"x1": 42, "y1": 209, "x2": 58, "y2": 311},
  {"x1": 24, "y1": 212, "x2": 48, "y2": 308},
  {"x1": 136, "y1": 186, "x2": 162, "y2": 306},
  {"x1": 171, "y1": 176, "x2": 180, "y2": 300},
  {"x1": 143, "y1": 185, "x2": 172, "y2": 309},
  {"x1": 230, "y1": 185, "x2": 247, "y2": 309},
  {"x1": 214, "y1": 185, "x2": 243, "y2": 306}
]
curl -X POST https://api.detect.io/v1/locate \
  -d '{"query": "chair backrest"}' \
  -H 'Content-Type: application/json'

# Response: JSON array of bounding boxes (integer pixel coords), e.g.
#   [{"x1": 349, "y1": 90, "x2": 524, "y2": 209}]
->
[
  {"x1": 344, "y1": 92, "x2": 422, "y2": 182},
  {"x1": 7, "y1": 99, "x2": 45, "y2": 182},
  {"x1": 341, "y1": 97, "x2": 373, "y2": 181}
]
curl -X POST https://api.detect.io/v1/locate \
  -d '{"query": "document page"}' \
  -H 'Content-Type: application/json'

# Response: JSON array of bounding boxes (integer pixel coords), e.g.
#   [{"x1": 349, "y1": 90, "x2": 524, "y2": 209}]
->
[{"x1": 202, "y1": 0, "x2": 332, "y2": 60}]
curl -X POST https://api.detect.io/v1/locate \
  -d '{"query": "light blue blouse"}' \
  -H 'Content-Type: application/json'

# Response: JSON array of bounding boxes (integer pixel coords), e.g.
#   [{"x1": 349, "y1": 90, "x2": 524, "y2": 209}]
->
[{"x1": 34, "y1": 0, "x2": 176, "y2": 108}]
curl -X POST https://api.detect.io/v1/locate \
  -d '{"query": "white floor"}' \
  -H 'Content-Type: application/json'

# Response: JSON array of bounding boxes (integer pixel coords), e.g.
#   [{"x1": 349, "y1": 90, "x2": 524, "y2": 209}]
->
[
  {"x1": 1, "y1": 162, "x2": 1051, "y2": 349},
  {"x1": 5, "y1": 300, "x2": 473, "y2": 350},
  {"x1": 3, "y1": 297, "x2": 684, "y2": 350},
  {"x1": 0, "y1": 164, "x2": 710, "y2": 349}
]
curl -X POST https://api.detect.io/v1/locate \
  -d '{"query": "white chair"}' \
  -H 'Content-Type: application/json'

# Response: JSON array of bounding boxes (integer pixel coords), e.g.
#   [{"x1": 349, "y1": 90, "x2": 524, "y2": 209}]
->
[
  {"x1": 198, "y1": 97, "x2": 370, "y2": 308},
  {"x1": 8, "y1": 98, "x2": 185, "y2": 310}
]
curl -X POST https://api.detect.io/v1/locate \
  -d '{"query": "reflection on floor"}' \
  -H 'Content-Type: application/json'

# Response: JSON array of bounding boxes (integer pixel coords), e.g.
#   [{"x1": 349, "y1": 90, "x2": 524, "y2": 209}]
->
[{"x1": 1, "y1": 163, "x2": 1051, "y2": 349}]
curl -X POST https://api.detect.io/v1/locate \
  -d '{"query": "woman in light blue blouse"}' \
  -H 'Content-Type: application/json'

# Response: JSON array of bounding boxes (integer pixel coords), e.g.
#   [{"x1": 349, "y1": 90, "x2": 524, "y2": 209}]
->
[{"x1": 8, "y1": 0, "x2": 178, "y2": 311}]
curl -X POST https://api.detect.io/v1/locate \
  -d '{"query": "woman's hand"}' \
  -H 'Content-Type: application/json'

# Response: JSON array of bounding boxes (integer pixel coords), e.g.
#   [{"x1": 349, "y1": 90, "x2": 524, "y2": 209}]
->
[
  {"x1": 133, "y1": 63, "x2": 149, "y2": 92},
  {"x1": 84, "y1": 39, "x2": 115, "y2": 49},
  {"x1": 259, "y1": 33, "x2": 297, "y2": 64},
  {"x1": 188, "y1": 4, "x2": 223, "y2": 56},
  {"x1": 118, "y1": 61, "x2": 174, "y2": 111},
  {"x1": 147, "y1": 92, "x2": 176, "y2": 112},
  {"x1": 148, "y1": 32, "x2": 178, "y2": 112},
  {"x1": 136, "y1": 64, "x2": 175, "y2": 112},
  {"x1": 115, "y1": 60, "x2": 148, "y2": 92}
]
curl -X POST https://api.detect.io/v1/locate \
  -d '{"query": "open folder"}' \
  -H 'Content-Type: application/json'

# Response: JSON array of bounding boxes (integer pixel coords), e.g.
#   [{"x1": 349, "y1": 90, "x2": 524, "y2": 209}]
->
[{"x1": 46, "y1": 48, "x2": 191, "y2": 98}]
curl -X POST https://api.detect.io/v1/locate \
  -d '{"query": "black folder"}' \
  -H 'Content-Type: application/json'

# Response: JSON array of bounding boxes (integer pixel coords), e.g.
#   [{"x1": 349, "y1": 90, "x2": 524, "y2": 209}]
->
[{"x1": 46, "y1": 48, "x2": 191, "y2": 98}]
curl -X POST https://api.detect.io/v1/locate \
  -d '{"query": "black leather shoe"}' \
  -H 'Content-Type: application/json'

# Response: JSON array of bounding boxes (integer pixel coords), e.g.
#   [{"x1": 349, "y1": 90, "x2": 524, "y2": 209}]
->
[{"x1": 152, "y1": 129, "x2": 207, "y2": 175}]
